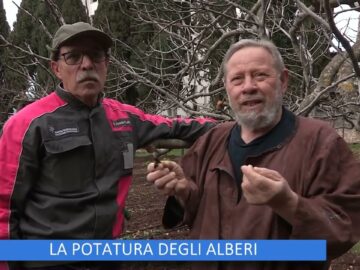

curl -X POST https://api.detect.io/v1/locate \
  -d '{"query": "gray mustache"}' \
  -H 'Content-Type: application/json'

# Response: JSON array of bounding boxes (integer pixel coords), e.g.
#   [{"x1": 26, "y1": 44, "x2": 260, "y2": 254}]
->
[{"x1": 77, "y1": 72, "x2": 100, "y2": 83}]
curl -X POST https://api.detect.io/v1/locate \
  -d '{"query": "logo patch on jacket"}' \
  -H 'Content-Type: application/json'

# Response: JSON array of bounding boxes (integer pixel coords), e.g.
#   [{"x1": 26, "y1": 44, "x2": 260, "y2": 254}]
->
[
  {"x1": 111, "y1": 118, "x2": 133, "y2": 131},
  {"x1": 49, "y1": 126, "x2": 80, "y2": 137}
]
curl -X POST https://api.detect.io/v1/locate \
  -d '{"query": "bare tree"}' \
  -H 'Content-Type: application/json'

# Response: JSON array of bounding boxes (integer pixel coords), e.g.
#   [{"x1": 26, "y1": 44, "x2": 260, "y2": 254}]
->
[{"x1": 1, "y1": 0, "x2": 360, "y2": 131}]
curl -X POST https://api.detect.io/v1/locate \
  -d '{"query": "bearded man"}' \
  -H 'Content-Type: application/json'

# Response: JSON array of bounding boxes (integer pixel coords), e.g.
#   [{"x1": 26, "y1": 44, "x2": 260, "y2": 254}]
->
[{"x1": 146, "y1": 39, "x2": 360, "y2": 270}]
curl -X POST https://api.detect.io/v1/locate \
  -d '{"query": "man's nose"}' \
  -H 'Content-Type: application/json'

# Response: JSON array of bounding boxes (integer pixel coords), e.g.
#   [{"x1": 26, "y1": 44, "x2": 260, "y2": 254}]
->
[
  {"x1": 241, "y1": 76, "x2": 257, "y2": 93},
  {"x1": 80, "y1": 54, "x2": 94, "y2": 69}
]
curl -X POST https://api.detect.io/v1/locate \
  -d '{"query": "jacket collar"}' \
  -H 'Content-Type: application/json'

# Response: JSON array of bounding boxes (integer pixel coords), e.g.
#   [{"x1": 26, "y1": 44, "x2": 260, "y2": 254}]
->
[
  {"x1": 210, "y1": 108, "x2": 298, "y2": 175},
  {"x1": 55, "y1": 84, "x2": 104, "y2": 108},
  {"x1": 233, "y1": 108, "x2": 296, "y2": 156}
]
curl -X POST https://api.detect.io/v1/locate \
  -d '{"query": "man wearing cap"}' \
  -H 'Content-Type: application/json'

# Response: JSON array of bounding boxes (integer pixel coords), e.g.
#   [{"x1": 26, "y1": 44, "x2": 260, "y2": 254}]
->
[{"x1": 0, "y1": 22, "x2": 215, "y2": 270}]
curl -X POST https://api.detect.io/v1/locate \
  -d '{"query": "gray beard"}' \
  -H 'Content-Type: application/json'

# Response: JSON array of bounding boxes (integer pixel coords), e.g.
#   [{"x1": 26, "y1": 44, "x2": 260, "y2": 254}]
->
[{"x1": 229, "y1": 89, "x2": 283, "y2": 132}]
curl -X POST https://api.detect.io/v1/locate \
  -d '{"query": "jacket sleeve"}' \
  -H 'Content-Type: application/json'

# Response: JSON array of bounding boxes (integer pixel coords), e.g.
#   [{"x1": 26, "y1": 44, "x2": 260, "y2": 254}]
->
[
  {"x1": 0, "y1": 116, "x2": 39, "y2": 270},
  {"x1": 161, "y1": 133, "x2": 208, "y2": 229},
  {"x1": 291, "y1": 131, "x2": 360, "y2": 260},
  {"x1": 0, "y1": 118, "x2": 19, "y2": 240},
  {"x1": 0, "y1": 116, "x2": 40, "y2": 269},
  {"x1": 161, "y1": 160, "x2": 201, "y2": 229},
  {"x1": 125, "y1": 105, "x2": 216, "y2": 148}
]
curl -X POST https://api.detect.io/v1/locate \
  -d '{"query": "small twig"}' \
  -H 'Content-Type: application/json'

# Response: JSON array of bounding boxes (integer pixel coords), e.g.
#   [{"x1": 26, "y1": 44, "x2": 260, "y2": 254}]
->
[{"x1": 153, "y1": 149, "x2": 171, "y2": 168}]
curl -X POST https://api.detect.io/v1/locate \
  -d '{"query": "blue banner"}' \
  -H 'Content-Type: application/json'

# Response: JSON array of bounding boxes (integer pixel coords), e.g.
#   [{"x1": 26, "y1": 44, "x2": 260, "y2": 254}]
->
[{"x1": 0, "y1": 240, "x2": 326, "y2": 261}]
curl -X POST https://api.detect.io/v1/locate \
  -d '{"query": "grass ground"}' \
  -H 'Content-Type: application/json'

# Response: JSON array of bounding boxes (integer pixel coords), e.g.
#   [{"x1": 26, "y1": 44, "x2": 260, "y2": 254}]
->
[
  {"x1": 350, "y1": 143, "x2": 360, "y2": 158},
  {"x1": 352, "y1": 242, "x2": 360, "y2": 254}
]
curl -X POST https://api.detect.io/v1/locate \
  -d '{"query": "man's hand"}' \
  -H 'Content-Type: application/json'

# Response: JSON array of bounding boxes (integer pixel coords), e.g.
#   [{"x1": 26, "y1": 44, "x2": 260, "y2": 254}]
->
[
  {"x1": 147, "y1": 161, "x2": 190, "y2": 204},
  {"x1": 241, "y1": 165, "x2": 299, "y2": 223}
]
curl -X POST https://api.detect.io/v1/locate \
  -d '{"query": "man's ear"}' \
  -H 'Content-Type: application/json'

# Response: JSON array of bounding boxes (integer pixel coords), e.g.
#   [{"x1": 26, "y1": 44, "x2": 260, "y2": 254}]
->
[
  {"x1": 105, "y1": 57, "x2": 110, "y2": 67},
  {"x1": 50, "y1": 61, "x2": 62, "y2": 80},
  {"x1": 280, "y1": 69, "x2": 289, "y2": 94}
]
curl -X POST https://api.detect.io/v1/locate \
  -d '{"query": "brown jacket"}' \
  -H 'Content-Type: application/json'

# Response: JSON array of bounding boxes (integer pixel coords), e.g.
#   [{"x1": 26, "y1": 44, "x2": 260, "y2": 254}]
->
[{"x1": 175, "y1": 114, "x2": 360, "y2": 270}]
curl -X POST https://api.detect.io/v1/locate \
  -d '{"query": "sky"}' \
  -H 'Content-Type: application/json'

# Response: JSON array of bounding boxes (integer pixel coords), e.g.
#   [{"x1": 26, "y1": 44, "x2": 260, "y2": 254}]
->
[
  {"x1": 4, "y1": 0, "x2": 22, "y2": 29},
  {"x1": 334, "y1": 5, "x2": 359, "y2": 42}
]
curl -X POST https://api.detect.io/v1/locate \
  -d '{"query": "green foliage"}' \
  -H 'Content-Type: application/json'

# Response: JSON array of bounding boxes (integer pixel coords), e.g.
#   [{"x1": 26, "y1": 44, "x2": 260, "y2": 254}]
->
[
  {"x1": 7, "y1": 0, "x2": 51, "y2": 95},
  {"x1": 93, "y1": 0, "x2": 140, "y2": 104},
  {"x1": 10, "y1": 0, "x2": 39, "y2": 48},
  {"x1": 0, "y1": 0, "x2": 11, "y2": 125},
  {"x1": 61, "y1": 0, "x2": 88, "y2": 24},
  {"x1": 0, "y1": 1, "x2": 10, "y2": 64},
  {"x1": 0, "y1": 3, "x2": 9, "y2": 38},
  {"x1": 33, "y1": 0, "x2": 88, "y2": 91},
  {"x1": 93, "y1": 0, "x2": 132, "y2": 60},
  {"x1": 7, "y1": 0, "x2": 88, "y2": 97},
  {"x1": 8, "y1": 0, "x2": 39, "y2": 93}
]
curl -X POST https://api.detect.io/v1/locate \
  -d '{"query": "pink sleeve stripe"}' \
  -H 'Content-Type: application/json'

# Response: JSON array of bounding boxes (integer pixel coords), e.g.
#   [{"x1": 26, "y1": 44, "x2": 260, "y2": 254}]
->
[
  {"x1": 112, "y1": 175, "x2": 132, "y2": 238},
  {"x1": 0, "y1": 93, "x2": 66, "y2": 239},
  {"x1": 103, "y1": 98, "x2": 215, "y2": 127}
]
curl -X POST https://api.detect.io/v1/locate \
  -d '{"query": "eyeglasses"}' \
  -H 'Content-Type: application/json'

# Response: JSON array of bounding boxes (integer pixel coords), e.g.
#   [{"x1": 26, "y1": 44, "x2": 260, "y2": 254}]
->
[{"x1": 59, "y1": 50, "x2": 108, "y2": 65}]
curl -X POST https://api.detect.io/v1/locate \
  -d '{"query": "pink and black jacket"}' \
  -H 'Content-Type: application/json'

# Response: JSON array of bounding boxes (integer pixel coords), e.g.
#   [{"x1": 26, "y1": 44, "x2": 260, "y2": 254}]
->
[{"x1": 0, "y1": 86, "x2": 214, "y2": 262}]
